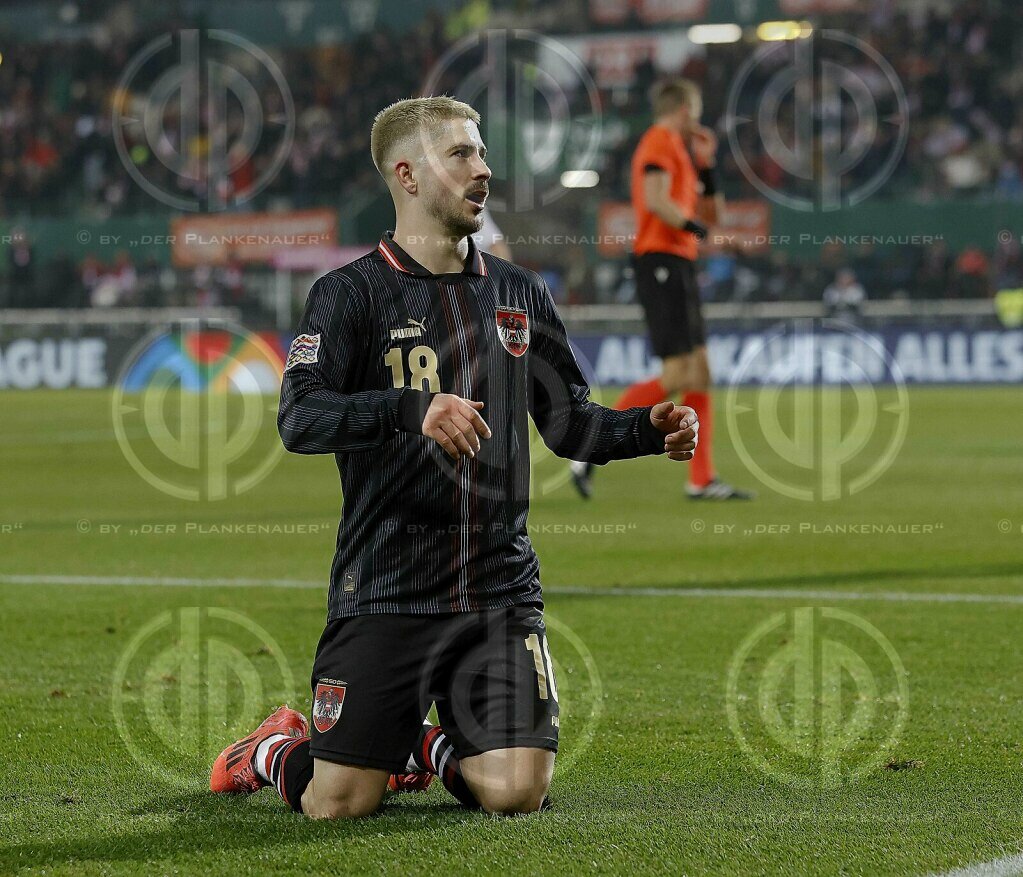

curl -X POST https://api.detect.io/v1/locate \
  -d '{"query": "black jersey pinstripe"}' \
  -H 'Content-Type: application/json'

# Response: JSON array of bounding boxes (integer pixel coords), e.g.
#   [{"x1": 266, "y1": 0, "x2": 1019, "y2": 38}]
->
[{"x1": 278, "y1": 231, "x2": 666, "y2": 619}]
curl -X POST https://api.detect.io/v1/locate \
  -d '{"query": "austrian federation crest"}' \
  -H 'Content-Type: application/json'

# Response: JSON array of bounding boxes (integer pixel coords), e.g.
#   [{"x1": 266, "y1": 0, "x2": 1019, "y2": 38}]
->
[
  {"x1": 496, "y1": 307, "x2": 529, "y2": 357},
  {"x1": 312, "y1": 679, "x2": 347, "y2": 732}
]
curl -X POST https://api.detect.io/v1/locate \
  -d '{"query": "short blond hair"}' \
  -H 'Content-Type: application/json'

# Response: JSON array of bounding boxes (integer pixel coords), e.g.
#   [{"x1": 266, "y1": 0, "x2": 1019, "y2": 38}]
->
[
  {"x1": 650, "y1": 79, "x2": 701, "y2": 116},
  {"x1": 370, "y1": 96, "x2": 481, "y2": 177}
]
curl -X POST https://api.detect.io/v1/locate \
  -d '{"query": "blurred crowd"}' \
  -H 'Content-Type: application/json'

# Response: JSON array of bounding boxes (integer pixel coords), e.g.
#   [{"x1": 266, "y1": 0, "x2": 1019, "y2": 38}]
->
[
  {"x1": 595, "y1": 0, "x2": 1022, "y2": 203},
  {"x1": 2, "y1": 233, "x2": 268, "y2": 314},
  {"x1": 698, "y1": 236, "x2": 1023, "y2": 304},
  {"x1": 3, "y1": 0, "x2": 1020, "y2": 216},
  {"x1": 0, "y1": 12, "x2": 453, "y2": 217},
  {"x1": 593, "y1": 235, "x2": 1023, "y2": 308},
  {"x1": 0, "y1": 0, "x2": 1020, "y2": 309},
  {"x1": 6, "y1": 229, "x2": 1019, "y2": 311}
]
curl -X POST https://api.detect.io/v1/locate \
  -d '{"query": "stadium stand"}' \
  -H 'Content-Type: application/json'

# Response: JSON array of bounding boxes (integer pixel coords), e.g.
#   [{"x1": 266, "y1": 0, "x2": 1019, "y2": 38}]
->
[{"x1": 0, "y1": 0, "x2": 1020, "y2": 310}]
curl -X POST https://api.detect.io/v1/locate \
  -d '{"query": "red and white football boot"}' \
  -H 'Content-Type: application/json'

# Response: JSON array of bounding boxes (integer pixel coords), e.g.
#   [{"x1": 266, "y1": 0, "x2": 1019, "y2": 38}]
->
[
  {"x1": 387, "y1": 772, "x2": 434, "y2": 793},
  {"x1": 210, "y1": 705, "x2": 308, "y2": 794}
]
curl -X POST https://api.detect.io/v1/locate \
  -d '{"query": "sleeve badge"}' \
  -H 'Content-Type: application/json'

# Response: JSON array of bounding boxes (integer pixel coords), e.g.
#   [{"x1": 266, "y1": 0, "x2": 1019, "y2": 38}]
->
[{"x1": 284, "y1": 333, "x2": 321, "y2": 371}]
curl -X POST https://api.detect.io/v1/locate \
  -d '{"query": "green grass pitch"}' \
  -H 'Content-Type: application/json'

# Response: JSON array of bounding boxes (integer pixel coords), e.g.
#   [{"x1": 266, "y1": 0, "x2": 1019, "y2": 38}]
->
[{"x1": 2, "y1": 386, "x2": 1022, "y2": 875}]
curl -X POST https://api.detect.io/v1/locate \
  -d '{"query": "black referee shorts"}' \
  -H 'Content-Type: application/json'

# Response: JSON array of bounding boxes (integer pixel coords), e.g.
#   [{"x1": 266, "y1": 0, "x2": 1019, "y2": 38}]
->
[
  {"x1": 308, "y1": 605, "x2": 560, "y2": 772},
  {"x1": 633, "y1": 252, "x2": 706, "y2": 358}
]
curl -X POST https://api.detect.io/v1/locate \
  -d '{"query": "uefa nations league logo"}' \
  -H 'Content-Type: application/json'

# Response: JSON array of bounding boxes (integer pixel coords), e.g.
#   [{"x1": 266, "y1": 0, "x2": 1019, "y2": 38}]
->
[{"x1": 112, "y1": 321, "x2": 285, "y2": 501}]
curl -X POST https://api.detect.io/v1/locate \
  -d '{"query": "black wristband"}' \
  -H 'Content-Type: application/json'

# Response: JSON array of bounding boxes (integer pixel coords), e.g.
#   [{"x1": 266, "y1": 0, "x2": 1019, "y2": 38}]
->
[
  {"x1": 698, "y1": 165, "x2": 718, "y2": 197},
  {"x1": 682, "y1": 218, "x2": 708, "y2": 240},
  {"x1": 397, "y1": 389, "x2": 435, "y2": 433},
  {"x1": 637, "y1": 409, "x2": 666, "y2": 455}
]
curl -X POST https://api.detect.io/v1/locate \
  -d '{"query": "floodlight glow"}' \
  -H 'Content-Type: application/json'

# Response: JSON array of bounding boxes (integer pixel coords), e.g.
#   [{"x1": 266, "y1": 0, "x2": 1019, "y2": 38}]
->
[
  {"x1": 689, "y1": 24, "x2": 743, "y2": 44},
  {"x1": 561, "y1": 170, "x2": 600, "y2": 188}
]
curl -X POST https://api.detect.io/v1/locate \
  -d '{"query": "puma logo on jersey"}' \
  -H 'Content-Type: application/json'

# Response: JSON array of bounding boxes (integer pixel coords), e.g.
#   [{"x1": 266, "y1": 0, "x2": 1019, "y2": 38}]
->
[{"x1": 390, "y1": 318, "x2": 425, "y2": 340}]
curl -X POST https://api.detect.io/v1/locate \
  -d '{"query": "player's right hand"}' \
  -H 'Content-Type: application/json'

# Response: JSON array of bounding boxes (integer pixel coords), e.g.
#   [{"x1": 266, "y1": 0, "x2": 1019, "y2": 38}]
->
[{"x1": 421, "y1": 394, "x2": 492, "y2": 459}]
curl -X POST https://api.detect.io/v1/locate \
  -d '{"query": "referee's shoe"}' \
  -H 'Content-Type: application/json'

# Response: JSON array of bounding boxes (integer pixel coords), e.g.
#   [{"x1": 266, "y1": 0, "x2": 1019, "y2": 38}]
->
[
  {"x1": 684, "y1": 478, "x2": 755, "y2": 500},
  {"x1": 571, "y1": 462, "x2": 754, "y2": 501}
]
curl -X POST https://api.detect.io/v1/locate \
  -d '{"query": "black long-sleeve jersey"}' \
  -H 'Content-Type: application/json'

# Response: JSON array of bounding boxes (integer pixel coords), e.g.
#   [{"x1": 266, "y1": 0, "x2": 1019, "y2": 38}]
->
[{"x1": 278, "y1": 231, "x2": 665, "y2": 619}]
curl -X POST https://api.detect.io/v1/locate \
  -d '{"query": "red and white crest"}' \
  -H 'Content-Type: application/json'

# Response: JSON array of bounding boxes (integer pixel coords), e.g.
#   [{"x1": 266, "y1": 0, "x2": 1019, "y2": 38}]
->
[
  {"x1": 312, "y1": 680, "x2": 347, "y2": 733},
  {"x1": 496, "y1": 307, "x2": 530, "y2": 357}
]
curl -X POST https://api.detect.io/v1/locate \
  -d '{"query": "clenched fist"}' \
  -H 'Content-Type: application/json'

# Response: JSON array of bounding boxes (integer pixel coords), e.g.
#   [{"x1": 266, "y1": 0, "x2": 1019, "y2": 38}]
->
[{"x1": 650, "y1": 401, "x2": 699, "y2": 462}]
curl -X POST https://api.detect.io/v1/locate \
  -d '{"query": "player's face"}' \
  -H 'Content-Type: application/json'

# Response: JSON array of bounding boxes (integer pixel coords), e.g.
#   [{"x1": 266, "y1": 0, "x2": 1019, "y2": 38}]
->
[{"x1": 420, "y1": 118, "x2": 491, "y2": 238}]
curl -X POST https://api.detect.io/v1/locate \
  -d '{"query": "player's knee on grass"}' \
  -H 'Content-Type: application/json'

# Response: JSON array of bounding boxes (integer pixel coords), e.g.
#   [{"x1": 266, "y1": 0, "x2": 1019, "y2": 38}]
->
[
  {"x1": 303, "y1": 782, "x2": 384, "y2": 820},
  {"x1": 461, "y1": 748, "x2": 553, "y2": 816},
  {"x1": 476, "y1": 783, "x2": 548, "y2": 815},
  {"x1": 301, "y1": 760, "x2": 388, "y2": 820}
]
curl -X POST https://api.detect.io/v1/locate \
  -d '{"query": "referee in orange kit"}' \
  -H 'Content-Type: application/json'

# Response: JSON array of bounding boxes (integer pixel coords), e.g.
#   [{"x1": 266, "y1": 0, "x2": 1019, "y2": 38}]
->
[{"x1": 572, "y1": 78, "x2": 753, "y2": 500}]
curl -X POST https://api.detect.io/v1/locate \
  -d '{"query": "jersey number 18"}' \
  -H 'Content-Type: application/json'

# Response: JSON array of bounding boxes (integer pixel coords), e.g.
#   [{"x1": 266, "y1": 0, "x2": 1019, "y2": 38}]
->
[{"x1": 383, "y1": 345, "x2": 441, "y2": 392}]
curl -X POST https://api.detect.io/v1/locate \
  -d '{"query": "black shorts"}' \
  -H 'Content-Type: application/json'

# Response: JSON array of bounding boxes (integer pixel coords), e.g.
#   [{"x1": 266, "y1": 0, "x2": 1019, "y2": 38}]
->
[
  {"x1": 308, "y1": 605, "x2": 560, "y2": 772},
  {"x1": 633, "y1": 252, "x2": 706, "y2": 358}
]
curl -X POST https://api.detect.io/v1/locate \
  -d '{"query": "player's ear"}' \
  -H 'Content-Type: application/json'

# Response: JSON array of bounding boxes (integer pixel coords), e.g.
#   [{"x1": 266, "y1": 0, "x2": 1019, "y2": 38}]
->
[{"x1": 394, "y1": 160, "x2": 417, "y2": 195}]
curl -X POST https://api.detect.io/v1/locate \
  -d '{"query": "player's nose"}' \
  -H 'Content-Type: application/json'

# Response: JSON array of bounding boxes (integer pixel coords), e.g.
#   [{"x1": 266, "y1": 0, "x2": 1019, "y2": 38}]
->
[{"x1": 471, "y1": 154, "x2": 491, "y2": 181}]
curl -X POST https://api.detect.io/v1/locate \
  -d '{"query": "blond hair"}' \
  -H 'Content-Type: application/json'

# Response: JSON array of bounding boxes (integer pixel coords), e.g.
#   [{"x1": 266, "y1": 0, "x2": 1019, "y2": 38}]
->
[
  {"x1": 370, "y1": 96, "x2": 481, "y2": 177},
  {"x1": 649, "y1": 79, "x2": 701, "y2": 116}
]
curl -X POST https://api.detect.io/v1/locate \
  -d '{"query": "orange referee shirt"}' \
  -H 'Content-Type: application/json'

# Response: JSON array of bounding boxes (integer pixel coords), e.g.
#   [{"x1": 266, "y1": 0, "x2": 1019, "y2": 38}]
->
[{"x1": 630, "y1": 123, "x2": 699, "y2": 261}]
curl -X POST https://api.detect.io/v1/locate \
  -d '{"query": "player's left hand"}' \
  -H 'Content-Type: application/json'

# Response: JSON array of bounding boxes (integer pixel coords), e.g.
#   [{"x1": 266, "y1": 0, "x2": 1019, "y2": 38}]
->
[{"x1": 650, "y1": 401, "x2": 699, "y2": 461}]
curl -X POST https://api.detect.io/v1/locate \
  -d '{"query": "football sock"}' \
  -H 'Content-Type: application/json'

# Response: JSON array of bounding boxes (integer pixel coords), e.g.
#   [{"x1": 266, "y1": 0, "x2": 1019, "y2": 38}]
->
[
  {"x1": 261, "y1": 735, "x2": 314, "y2": 813},
  {"x1": 614, "y1": 377, "x2": 667, "y2": 410},
  {"x1": 683, "y1": 390, "x2": 714, "y2": 488},
  {"x1": 255, "y1": 733, "x2": 291, "y2": 783},
  {"x1": 411, "y1": 723, "x2": 482, "y2": 810}
]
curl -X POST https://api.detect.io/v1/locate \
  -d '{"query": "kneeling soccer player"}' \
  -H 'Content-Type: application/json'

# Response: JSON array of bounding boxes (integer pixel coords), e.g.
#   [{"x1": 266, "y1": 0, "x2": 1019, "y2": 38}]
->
[{"x1": 210, "y1": 96, "x2": 699, "y2": 818}]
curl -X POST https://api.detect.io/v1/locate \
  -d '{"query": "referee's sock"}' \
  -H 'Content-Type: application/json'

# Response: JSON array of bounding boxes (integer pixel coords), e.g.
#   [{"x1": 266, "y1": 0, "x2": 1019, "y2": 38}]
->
[
  {"x1": 409, "y1": 722, "x2": 482, "y2": 810},
  {"x1": 256, "y1": 734, "x2": 314, "y2": 813},
  {"x1": 683, "y1": 390, "x2": 715, "y2": 488},
  {"x1": 614, "y1": 377, "x2": 666, "y2": 410}
]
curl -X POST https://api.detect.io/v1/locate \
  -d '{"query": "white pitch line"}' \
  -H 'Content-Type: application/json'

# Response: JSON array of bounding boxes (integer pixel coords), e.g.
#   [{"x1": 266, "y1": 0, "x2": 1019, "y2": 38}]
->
[
  {"x1": 931, "y1": 852, "x2": 1023, "y2": 877},
  {"x1": 551, "y1": 585, "x2": 1023, "y2": 605},
  {"x1": 2, "y1": 574, "x2": 1023, "y2": 606},
  {"x1": 0, "y1": 573, "x2": 321, "y2": 589}
]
